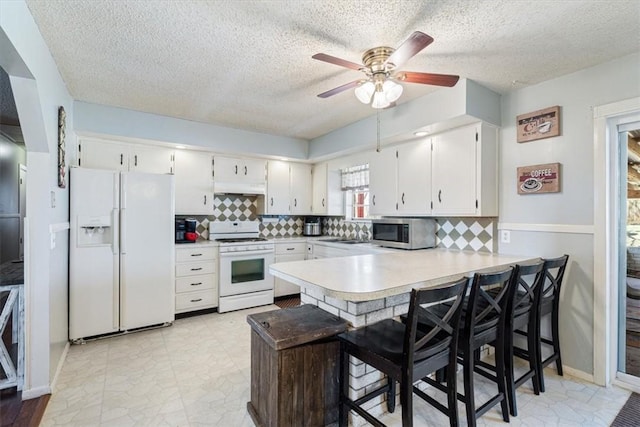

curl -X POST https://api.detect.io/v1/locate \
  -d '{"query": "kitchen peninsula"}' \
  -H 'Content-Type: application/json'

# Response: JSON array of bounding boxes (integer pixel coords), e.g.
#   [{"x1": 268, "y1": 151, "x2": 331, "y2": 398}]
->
[{"x1": 269, "y1": 248, "x2": 539, "y2": 423}]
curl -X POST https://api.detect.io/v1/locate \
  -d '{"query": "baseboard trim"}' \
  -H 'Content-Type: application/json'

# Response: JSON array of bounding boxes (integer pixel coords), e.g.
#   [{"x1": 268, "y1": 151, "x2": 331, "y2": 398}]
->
[
  {"x1": 21, "y1": 385, "x2": 52, "y2": 400},
  {"x1": 614, "y1": 373, "x2": 640, "y2": 393},
  {"x1": 50, "y1": 341, "x2": 70, "y2": 392},
  {"x1": 562, "y1": 365, "x2": 594, "y2": 383}
]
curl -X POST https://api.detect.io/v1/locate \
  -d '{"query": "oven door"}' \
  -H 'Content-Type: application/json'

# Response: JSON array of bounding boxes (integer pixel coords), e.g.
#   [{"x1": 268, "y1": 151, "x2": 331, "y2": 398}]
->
[{"x1": 219, "y1": 249, "x2": 274, "y2": 297}]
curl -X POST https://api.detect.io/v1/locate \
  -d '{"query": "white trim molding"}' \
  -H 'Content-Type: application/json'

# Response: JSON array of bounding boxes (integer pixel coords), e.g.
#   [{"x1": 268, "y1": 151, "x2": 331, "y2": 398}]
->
[
  {"x1": 593, "y1": 96, "x2": 640, "y2": 387},
  {"x1": 21, "y1": 385, "x2": 51, "y2": 400},
  {"x1": 563, "y1": 365, "x2": 595, "y2": 383},
  {"x1": 498, "y1": 222, "x2": 593, "y2": 234}
]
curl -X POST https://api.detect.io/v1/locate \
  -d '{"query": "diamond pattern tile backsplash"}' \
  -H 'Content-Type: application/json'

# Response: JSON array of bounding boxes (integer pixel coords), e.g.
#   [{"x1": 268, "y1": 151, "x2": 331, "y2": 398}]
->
[{"x1": 177, "y1": 195, "x2": 496, "y2": 252}]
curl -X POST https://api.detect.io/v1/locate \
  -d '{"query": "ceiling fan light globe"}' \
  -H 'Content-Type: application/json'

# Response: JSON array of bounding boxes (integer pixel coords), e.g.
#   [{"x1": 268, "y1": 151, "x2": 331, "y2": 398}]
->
[
  {"x1": 383, "y1": 80, "x2": 403, "y2": 103},
  {"x1": 354, "y1": 81, "x2": 375, "y2": 104},
  {"x1": 371, "y1": 91, "x2": 391, "y2": 109}
]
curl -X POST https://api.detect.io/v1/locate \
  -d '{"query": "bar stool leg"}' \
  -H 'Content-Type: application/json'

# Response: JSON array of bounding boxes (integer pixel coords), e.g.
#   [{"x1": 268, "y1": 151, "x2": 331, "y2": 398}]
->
[
  {"x1": 387, "y1": 377, "x2": 396, "y2": 413},
  {"x1": 462, "y1": 347, "x2": 477, "y2": 427},
  {"x1": 494, "y1": 335, "x2": 510, "y2": 422},
  {"x1": 400, "y1": 373, "x2": 413, "y2": 427},
  {"x1": 505, "y1": 331, "x2": 517, "y2": 417},
  {"x1": 552, "y1": 307, "x2": 563, "y2": 376}
]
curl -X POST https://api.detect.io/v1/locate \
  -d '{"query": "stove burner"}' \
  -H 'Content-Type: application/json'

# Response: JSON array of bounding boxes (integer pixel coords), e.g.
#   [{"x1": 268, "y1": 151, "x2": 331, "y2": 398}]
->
[{"x1": 215, "y1": 237, "x2": 268, "y2": 243}]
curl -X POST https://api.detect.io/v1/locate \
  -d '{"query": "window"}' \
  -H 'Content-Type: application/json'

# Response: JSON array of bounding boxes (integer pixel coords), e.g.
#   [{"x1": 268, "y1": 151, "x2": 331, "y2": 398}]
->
[{"x1": 341, "y1": 164, "x2": 369, "y2": 220}]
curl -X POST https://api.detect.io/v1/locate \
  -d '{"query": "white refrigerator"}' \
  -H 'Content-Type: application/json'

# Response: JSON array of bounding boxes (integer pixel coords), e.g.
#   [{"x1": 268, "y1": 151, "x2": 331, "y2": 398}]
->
[{"x1": 69, "y1": 167, "x2": 175, "y2": 340}]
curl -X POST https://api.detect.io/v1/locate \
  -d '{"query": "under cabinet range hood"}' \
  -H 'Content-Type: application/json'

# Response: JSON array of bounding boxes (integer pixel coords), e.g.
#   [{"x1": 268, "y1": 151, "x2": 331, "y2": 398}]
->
[{"x1": 213, "y1": 181, "x2": 266, "y2": 196}]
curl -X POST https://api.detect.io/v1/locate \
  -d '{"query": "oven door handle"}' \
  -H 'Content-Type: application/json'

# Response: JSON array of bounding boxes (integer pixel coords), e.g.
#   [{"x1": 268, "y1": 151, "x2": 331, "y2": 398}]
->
[{"x1": 220, "y1": 249, "x2": 274, "y2": 257}]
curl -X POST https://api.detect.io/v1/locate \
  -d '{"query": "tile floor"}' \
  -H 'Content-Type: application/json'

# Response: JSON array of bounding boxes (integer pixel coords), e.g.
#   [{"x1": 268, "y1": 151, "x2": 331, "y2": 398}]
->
[{"x1": 42, "y1": 304, "x2": 631, "y2": 426}]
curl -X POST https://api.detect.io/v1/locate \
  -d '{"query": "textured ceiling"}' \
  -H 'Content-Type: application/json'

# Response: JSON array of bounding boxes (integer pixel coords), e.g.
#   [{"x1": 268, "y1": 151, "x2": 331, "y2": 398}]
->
[{"x1": 25, "y1": 0, "x2": 640, "y2": 140}]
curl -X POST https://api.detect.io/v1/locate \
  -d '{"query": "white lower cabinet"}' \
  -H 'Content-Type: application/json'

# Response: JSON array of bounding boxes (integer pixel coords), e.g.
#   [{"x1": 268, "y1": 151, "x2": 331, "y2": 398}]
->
[
  {"x1": 175, "y1": 245, "x2": 218, "y2": 313},
  {"x1": 274, "y1": 241, "x2": 306, "y2": 297}
]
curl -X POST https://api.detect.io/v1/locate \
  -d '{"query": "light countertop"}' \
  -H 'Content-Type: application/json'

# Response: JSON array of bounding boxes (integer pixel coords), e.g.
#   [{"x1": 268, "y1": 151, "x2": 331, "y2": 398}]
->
[{"x1": 269, "y1": 248, "x2": 539, "y2": 301}]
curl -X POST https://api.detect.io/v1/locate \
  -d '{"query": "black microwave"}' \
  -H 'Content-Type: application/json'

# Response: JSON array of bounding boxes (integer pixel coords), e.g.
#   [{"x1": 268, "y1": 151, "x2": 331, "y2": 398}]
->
[{"x1": 371, "y1": 218, "x2": 436, "y2": 250}]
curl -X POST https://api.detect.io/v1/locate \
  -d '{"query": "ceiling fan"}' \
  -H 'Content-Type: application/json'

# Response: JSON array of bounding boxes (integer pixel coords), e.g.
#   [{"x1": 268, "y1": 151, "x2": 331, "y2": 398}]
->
[{"x1": 312, "y1": 31, "x2": 459, "y2": 109}]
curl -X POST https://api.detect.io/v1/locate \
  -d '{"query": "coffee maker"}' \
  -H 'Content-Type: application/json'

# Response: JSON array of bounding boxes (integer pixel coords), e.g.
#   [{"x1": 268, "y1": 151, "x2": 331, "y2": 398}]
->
[
  {"x1": 303, "y1": 217, "x2": 321, "y2": 236},
  {"x1": 175, "y1": 218, "x2": 197, "y2": 243}
]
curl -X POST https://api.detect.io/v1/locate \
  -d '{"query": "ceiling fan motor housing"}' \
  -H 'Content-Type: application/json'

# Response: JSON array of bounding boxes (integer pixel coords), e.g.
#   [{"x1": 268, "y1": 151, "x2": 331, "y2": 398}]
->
[{"x1": 362, "y1": 46, "x2": 396, "y2": 74}]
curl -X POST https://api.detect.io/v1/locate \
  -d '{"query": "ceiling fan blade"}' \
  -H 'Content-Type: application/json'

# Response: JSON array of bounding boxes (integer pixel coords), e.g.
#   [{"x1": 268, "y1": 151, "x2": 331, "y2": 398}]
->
[
  {"x1": 386, "y1": 31, "x2": 434, "y2": 69},
  {"x1": 317, "y1": 80, "x2": 361, "y2": 98},
  {"x1": 398, "y1": 71, "x2": 460, "y2": 87},
  {"x1": 312, "y1": 53, "x2": 363, "y2": 71}
]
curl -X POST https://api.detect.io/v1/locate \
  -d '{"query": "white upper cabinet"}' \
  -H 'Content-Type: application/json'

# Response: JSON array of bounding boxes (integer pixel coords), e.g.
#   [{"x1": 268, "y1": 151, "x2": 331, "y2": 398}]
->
[
  {"x1": 369, "y1": 147, "x2": 397, "y2": 216},
  {"x1": 369, "y1": 140, "x2": 431, "y2": 216},
  {"x1": 130, "y1": 145, "x2": 175, "y2": 174},
  {"x1": 266, "y1": 161, "x2": 291, "y2": 214},
  {"x1": 397, "y1": 139, "x2": 431, "y2": 215},
  {"x1": 79, "y1": 138, "x2": 174, "y2": 174},
  {"x1": 312, "y1": 162, "x2": 343, "y2": 215},
  {"x1": 213, "y1": 155, "x2": 266, "y2": 183},
  {"x1": 265, "y1": 161, "x2": 312, "y2": 215},
  {"x1": 290, "y1": 163, "x2": 312, "y2": 215},
  {"x1": 174, "y1": 150, "x2": 214, "y2": 215},
  {"x1": 431, "y1": 122, "x2": 498, "y2": 216}
]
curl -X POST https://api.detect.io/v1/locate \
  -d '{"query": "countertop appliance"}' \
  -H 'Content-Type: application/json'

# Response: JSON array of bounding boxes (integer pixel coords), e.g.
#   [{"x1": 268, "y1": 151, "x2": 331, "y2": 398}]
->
[
  {"x1": 69, "y1": 167, "x2": 175, "y2": 341},
  {"x1": 371, "y1": 218, "x2": 436, "y2": 250},
  {"x1": 303, "y1": 216, "x2": 322, "y2": 236},
  {"x1": 209, "y1": 221, "x2": 274, "y2": 313},
  {"x1": 175, "y1": 218, "x2": 197, "y2": 243}
]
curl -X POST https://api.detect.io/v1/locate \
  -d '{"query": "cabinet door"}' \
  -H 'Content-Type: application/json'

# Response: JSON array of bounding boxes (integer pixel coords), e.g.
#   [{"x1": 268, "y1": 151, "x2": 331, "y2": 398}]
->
[
  {"x1": 131, "y1": 145, "x2": 174, "y2": 174},
  {"x1": 312, "y1": 163, "x2": 328, "y2": 214},
  {"x1": 174, "y1": 150, "x2": 214, "y2": 215},
  {"x1": 290, "y1": 163, "x2": 312, "y2": 215},
  {"x1": 432, "y1": 124, "x2": 477, "y2": 215},
  {"x1": 397, "y1": 139, "x2": 431, "y2": 214},
  {"x1": 274, "y1": 253, "x2": 304, "y2": 297},
  {"x1": 80, "y1": 139, "x2": 129, "y2": 171},
  {"x1": 266, "y1": 161, "x2": 290, "y2": 214},
  {"x1": 242, "y1": 158, "x2": 267, "y2": 182},
  {"x1": 213, "y1": 156, "x2": 242, "y2": 181},
  {"x1": 369, "y1": 148, "x2": 397, "y2": 215}
]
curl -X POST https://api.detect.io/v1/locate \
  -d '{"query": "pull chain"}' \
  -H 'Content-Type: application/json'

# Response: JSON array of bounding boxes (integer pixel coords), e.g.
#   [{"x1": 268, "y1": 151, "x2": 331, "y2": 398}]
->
[{"x1": 376, "y1": 109, "x2": 381, "y2": 153}]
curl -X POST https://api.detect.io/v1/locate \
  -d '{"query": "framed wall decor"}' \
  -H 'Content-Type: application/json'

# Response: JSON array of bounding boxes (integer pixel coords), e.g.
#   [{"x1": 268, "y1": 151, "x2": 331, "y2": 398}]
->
[
  {"x1": 517, "y1": 162, "x2": 561, "y2": 195},
  {"x1": 516, "y1": 105, "x2": 561, "y2": 143},
  {"x1": 58, "y1": 106, "x2": 66, "y2": 188}
]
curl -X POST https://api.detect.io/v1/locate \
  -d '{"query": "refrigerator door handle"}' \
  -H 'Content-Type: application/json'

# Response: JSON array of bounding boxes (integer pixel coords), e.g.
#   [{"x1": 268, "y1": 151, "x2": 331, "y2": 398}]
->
[
  {"x1": 113, "y1": 255, "x2": 119, "y2": 330},
  {"x1": 120, "y1": 253, "x2": 126, "y2": 328},
  {"x1": 112, "y1": 208, "x2": 119, "y2": 255},
  {"x1": 120, "y1": 208, "x2": 127, "y2": 254}
]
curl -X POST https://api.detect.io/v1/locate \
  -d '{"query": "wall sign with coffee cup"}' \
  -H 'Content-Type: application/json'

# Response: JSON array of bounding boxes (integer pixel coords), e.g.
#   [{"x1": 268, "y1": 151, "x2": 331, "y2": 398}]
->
[
  {"x1": 516, "y1": 105, "x2": 560, "y2": 143},
  {"x1": 517, "y1": 163, "x2": 561, "y2": 195}
]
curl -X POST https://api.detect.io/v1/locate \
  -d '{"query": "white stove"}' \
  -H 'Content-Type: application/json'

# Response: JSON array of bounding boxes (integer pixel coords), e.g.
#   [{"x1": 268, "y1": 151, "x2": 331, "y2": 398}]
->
[{"x1": 210, "y1": 221, "x2": 274, "y2": 312}]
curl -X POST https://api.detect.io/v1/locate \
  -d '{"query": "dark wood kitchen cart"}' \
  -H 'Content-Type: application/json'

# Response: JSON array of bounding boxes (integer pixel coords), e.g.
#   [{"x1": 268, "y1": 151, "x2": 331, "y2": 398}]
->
[{"x1": 247, "y1": 304, "x2": 349, "y2": 427}]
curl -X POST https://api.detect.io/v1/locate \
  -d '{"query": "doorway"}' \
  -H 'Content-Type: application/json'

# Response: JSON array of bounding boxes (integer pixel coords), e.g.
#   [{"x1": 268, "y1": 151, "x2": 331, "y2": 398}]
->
[{"x1": 620, "y1": 124, "x2": 640, "y2": 381}]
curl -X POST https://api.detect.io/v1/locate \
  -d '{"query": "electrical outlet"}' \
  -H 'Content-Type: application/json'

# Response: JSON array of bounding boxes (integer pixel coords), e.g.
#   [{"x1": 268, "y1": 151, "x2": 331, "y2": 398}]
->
[{"x1": 500, "y1": 230, "x2": 511, "y2": 244}]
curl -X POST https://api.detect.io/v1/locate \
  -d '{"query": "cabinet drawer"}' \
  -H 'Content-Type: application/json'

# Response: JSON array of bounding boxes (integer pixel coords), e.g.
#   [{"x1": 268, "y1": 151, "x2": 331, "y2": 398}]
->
[
  {"x1": 176, "y1": 261, "x2": 215, "y2": 277},
  {"x1": 275, "y1": 241, "x2": 306, "y2": 255},
  {"x1": 176, "y1": 274, "x2": 215, "y2": 293},
  {"x1": 176, "y1": 246, "x2": 216, "y2": 262},
  {"x1": 176, "y1": 289, "x2": 217, "y2": 311}
]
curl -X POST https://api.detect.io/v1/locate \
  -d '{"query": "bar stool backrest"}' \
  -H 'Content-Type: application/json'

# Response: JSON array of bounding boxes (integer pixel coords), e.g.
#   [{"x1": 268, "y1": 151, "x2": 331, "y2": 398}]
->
[
  {"x1": 403, "y1": 277, "x2": 469, "y2": 370},
  {"x1": 510, "y1": 261, "x2": 546, "y2": 320},
  {"x1": 539, "y1": 255, "x2": 570, "y2": 314},
  {"x1": 464, "y1": 268, "x2": 515, "y2": 338}
]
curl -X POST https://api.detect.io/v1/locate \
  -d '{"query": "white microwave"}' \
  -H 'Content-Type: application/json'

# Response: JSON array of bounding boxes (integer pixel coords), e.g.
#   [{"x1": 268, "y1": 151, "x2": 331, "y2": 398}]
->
[{"x1": 371, "y1": 218, "x2": 436, "y2": 250}]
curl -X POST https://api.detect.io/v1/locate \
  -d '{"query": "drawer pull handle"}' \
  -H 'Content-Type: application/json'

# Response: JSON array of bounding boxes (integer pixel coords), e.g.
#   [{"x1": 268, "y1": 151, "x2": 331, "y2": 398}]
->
[
  {"x1": 190, "y1": 282, "x2": 203, "y2": 286},
  {"x1": 191, "y1": 267, "x2": 203, "y2": 271},
  {"x1": 191, "y1": 253, "x2": 202, "y2": 257},
  {"x1": 190, "y1": 298, "x2": 203, "y2": 303},
  {"x1": 286, "y1": 247, "x2": 295, "y2": 251}
]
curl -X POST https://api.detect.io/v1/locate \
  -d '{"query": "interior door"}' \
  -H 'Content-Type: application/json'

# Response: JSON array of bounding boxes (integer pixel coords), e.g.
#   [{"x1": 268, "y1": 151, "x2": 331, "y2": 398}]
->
[
  {"x1": 120, "y1": 172, "x2": 175, "y2": 330},
  {"x1": 18, "y1": 164, "x2": 26, "y2": 260}
]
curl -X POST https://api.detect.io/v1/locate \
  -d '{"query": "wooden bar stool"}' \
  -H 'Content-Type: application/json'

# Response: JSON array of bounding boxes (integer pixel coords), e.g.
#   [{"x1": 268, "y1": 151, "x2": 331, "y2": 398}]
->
[
  {"x1": 535, "y1": 255, "x2": 569, "y2": 391},
  {"x1": 481, "y1": 261, "x2": 545, "y2": 417},
  {"x1": 455, "y1": 268, "x2": 515, "y2": 427},
  {"x1": 512, "y1": 255, "x2": 569, "y2": 392},
  {"x1": 337, "y1": 277, "x2": 469, "y2": 427}
]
